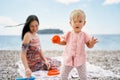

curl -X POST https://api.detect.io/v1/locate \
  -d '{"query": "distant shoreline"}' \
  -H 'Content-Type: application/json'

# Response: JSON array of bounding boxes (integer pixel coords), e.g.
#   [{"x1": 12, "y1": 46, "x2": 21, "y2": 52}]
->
[{"x1": 37, "y1": 29, "x2": 63, "y2": 34}]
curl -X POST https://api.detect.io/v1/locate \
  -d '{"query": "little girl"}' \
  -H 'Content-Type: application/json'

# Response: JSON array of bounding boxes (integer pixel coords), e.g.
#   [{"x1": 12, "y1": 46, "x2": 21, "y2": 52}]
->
[
  {"x1": 54, "y1": 9, "x2": 98, "y2": 80},
  {"x1": 21, "y1": 15, "x2": 60, "y2": 78}
]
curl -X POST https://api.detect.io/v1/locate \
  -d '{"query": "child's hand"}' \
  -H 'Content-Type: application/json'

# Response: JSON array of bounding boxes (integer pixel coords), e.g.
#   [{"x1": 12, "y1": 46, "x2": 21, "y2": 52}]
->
[
  {"x1": 87, "y1": 36, "x2": 98, "y2": 48},
  {"x1": 90, "y1": 36, "x2": 98, "y2": 44},
  {"x1": 52, "y1": 35, "x2": 60, "y2": 44},
  {"x1": 89, "y1": 36, "x2": 98, "y2": 47},
  {"x1": 25, "y1": 68, "x2": 32, "y2": 78}
]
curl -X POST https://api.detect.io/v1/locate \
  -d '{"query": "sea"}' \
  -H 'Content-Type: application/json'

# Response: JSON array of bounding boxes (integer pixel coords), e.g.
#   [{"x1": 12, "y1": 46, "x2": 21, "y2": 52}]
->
[{"x1": 0, "y1": 34, "x2": 120, "y2": 51}]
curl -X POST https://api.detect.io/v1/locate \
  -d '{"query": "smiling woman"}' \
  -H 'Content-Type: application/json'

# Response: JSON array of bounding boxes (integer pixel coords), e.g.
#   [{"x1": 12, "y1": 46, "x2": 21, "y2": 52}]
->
[{"x1": 20, "y1": 15, "x2": 61, "y2": 78}]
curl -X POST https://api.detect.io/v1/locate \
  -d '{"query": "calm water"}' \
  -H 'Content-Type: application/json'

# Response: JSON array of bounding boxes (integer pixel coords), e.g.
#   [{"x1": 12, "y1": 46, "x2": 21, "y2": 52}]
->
[{"x1": 0, "y1": 34, "x2": 120, "y2": 51}]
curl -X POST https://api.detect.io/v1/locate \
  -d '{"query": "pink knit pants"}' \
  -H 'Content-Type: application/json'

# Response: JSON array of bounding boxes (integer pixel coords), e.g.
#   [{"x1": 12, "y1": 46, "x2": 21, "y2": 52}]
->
[{"x1": 61, "y1": 64, "x2": 87, "y2": 80}]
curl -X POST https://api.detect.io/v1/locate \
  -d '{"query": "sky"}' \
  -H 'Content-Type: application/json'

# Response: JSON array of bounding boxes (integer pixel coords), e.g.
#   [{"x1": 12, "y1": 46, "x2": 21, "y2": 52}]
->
[{"x1": 0, "y1": 0, "x2": 120, "y2": 35}]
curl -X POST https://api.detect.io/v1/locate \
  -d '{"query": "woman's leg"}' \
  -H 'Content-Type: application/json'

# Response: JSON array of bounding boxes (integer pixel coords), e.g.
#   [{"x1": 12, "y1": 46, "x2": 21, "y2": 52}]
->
[
  {"x1": 76, "y1": 64, "x2": 87, "y2": 80},
  {"x1": 61, "y1": 65, "x2": 73, "y2": 80}
]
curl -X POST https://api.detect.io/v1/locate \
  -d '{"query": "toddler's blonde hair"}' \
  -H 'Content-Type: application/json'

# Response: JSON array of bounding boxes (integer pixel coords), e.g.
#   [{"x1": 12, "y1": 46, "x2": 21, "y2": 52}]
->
[{"x1": 70, "y1": 9, "x2": 86, "y2": 21}]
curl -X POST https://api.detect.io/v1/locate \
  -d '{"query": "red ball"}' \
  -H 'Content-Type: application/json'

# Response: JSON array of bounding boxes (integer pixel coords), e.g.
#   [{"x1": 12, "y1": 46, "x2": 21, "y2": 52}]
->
[{"x1": 52, "y1": 35, "x2": 60, "y2": 44}]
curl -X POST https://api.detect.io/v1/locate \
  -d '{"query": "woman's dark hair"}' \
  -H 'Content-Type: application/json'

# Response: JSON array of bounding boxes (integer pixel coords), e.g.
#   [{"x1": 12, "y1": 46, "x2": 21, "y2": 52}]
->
[{"x1": 21, "y1": 15, "x2": 39, "y2": 40}]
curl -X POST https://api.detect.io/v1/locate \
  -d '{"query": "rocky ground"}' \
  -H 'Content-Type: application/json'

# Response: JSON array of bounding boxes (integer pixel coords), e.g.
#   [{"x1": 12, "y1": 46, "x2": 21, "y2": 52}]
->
[{"x1": 0, "y1": 50, "x2": 120, "y2": 80}]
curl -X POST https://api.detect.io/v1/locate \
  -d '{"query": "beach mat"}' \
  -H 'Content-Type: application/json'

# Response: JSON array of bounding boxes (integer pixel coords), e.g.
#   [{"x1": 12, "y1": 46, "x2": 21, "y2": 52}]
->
[{"x1": 17, "y1": 56, "x2": 120, "y2": 79}]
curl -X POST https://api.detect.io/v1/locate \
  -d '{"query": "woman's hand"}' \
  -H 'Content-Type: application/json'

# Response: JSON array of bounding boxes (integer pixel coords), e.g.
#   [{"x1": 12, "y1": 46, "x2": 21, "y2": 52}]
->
[
  {"x1": 25, "y1": 68, "x2": 32, "y2": 78},
  {"x1": 44, "y1": 61, "x2": 50, "y2": 70},
  {"x1": 43, "y1": 60, "x2": 51, "y2": 70}
]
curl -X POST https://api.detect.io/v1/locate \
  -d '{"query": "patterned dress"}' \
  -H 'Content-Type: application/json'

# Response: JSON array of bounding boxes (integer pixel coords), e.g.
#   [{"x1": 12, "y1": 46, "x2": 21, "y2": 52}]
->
[{"x1": 22, "y1": 34, "x2": 61, "y2": 72}]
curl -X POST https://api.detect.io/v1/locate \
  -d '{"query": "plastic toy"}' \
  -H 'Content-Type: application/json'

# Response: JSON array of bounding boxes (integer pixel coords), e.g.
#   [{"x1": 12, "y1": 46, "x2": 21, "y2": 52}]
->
[
  {"x1": 47, "y1": 69, "x2": 60, "y2": 76},
  {"x1": 16, "y1": 76, "x2": 35, "y2": 80}
]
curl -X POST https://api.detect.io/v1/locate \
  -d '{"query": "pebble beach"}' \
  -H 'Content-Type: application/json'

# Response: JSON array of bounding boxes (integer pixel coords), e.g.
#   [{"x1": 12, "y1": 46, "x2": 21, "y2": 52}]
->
[{"x1": 0, "y1": 50, "x2": 120, "y2": 80}]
